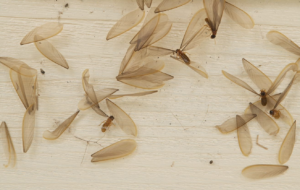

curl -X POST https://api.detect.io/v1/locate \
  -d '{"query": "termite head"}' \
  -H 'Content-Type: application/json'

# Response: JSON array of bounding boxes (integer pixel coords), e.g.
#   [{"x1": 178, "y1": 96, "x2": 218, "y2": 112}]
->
[
  {"x1": 109, "y1": 116, "x2": 115, "y2": 120},
  {"x1": 269, "y1": 110, "x2": 274, "y2": 115},
  {"x1": 260, "y1": 90, "x2": 266, "y2": 96},
  {"x1": 211, "y1": 34, "x2": 216, "y2": 39}
]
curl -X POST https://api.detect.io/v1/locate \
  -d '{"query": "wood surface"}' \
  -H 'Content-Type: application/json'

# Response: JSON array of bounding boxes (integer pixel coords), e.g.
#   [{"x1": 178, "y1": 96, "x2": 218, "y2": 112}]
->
[{"x1": 0, "y1": 0, "x2": 300, "y2": 189}]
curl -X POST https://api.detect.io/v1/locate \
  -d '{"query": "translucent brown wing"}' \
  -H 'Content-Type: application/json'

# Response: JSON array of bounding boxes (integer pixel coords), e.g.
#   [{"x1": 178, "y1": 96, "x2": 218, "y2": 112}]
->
[
  {"x1": 43, "y1": 110, "x2": 80, "y2": 140},
  {"x1": 203, "y1": 0, "x2": 225, "y2": 37},
  {"x1": 34, "y1": 38, "x2": 69, "y2": 69},
  {"x1": 267, "y1": 31, "x2": 300, "y2": 56},
  {"x1": 236, "y1": 115, "x2": 252, "y2": 156},
  {"x1": 119, "y1": 44, "x2": 150, "y2": 75},
  {"x1": 21, "y1": 22, "x2": 63, "y2": 45},
  {"x1": 130, "y1": 14, "x2": 160, "y2": 49},
  {"x1": 242, "y1": 58, "x2": 272, "y2": 92},
  {"x1": 180, "y1": 9, "x2": 207, "y2": 49},
  {"x1": 181, "y1": 25, "x2": 211, "y2": 52},
  {"x1": 136, "y1": 0, "x2": 144, "y2": 10},
  {"x1": 91, "y1": 139, "x2": 137, "y2": 162},
  {"x1": 131, "y1": 14, "x2": 172, "y2": 51},
  {"x1": 81, "y1": 69, "x2": 116, "y2": 116},
  {"x1": 246, "y1": 95, "x2": 293, "y2": 126},
  {"x1": 22, "y1": 104, "x2": 36, "y2": 153},
  {"x1": 279, "y1": 121, "x2": 296, "y2": 164},
  {"x1": 78, "y1": 89, "x2": 118, "y2": 111},
  {"x1": 0, "y1": 57, "x2": 37, "y2": 77},
  {"x1": 118, "y1": 58, "x2": 165, "y2": 78},
  {"x1": 273, "y1": 74, "x2": 296, "y2": 110},
  {"x1": 169, "y1": 56, "x2": 208, "y2": 78},
  {"x1": 10, "y1": 68, "x2": 37, "y2": 110},
  {"x1": 248, "y1": 103, "x2": 279, "y2": 135},
  {"x1": 109, "y1": 90, "x2": 157, "y2": 99},
  {"x1": 224, "y1": 2, "x2": 254, "y2": 29},
  {"x1": 106, "y1": 99, "x2": 137, "y2": 136},
  {"x1": 106, "y1": 9, "x2": 145, "y2": 40},
  {"x1": 136, "y1": 14, "x2": 172, "y2": 51},
  {"x1": 222, "y1": 70, "x2": 258, "y2": 95},
  {"x1": 0, "y1": 122, "x2": 16, "y2": 167},
  {"x1": 216, "y1": 114, "x2": 256, "y2": 134},
  {"x1": 146, "y1": 46, "x2": 174, "y2": 57},
  {"x1": 155, "y1": 0, "x2": 191, "y2": 13},
  {"x1": 117, "y1": 71, "x2": 173, "y2": 89},
  {"x1": 242, "y1": 165, "x2": 288, "y2": 179},
  {"x1": 267, "y1": 63, "x2": 298, "y2": 95},
  {"x1": 145, "y1": 0, "x2": 152, "y2": 8}
]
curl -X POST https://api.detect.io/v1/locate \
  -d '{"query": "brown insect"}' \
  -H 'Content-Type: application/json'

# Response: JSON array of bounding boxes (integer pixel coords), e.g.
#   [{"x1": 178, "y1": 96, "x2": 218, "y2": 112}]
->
[
  {"x1": 101, "y1": 116, "x2": 114, "y2": 132},
  {"x1": 269, "y1": 74, "x2": 297, "y2": 119},
  {"x1": 203, "y1": 0, "x2": 254, "y2": 39},
  {"x1": 223, "y1": 59, "x2": 298, "y2": 106}
]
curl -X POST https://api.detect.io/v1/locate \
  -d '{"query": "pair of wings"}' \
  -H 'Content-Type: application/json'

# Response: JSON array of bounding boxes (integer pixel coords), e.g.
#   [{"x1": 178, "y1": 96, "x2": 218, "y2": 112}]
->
[
  {"x1": 107, "y1": 7, "x2": 172, "y2": 51},
  {"x1": 223, "y1": 59, "x2": 298, "y2": 107},
  {"x1": 117, "y1": 44, "x2": 173, "y2": 89},
  {"x1": 21, "y1": 22, "x2": 69, "y2": 69},
  {"x1": 204, "y1": 0, "x2": 254, "y2": 35},
  {"x1": 3, "y1": 60, "x2": 38, "y2": 153}
]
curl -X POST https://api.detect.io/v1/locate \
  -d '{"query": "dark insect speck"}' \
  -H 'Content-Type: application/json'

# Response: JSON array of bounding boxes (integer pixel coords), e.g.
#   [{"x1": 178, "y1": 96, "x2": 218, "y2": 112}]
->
[
  {"x1": 40, "y1": 69, "x2": 45, "y2": 74},
  {"x1": 65, "y1": 3, "x2": 69, "y2": 8},
  {"x1": 210, "y1": 160, "x2": 213, "y2": 164}
]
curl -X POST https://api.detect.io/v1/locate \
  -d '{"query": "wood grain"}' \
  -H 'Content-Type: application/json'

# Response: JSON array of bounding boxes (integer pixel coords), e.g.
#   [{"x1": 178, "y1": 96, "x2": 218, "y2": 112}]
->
[{"x1": 0, "y1": 0, "x2": 300, "y2": 189}]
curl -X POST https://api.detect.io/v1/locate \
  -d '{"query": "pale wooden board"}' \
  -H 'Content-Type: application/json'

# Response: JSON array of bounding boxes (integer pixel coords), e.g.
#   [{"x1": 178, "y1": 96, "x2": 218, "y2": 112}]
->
[{"x1": 0, "y1": 0, "x2": 300, "y2": 189}]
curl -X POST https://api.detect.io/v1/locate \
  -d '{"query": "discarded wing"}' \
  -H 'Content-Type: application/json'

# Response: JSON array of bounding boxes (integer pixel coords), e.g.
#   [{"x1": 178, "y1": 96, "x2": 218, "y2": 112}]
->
[
  {"x1": 278, "y1": 121, "x2": 296, "y2": 164},
  {"x1": 0, "y1": 122, "x2": 16, "y2": 167},
  {"x1": 78, "y1": 69, "x2": 118, "y2": 116},
  {"x1": 223, "y1": 59, "x2": 297, "y2": 106},
  {"x1": 270, "y1": 74, "x2": 297, "y2": 120},
  {"x1": 224, "y1": 2, "x2": 254, "y2": 29},
  {"x1": 236, "y1": 115, "x2": 252, "y2": 156},
  {"x1": 109, "y1": 90, "x2": 157, "y2": 99},
  {"x1": 242, "y1": 165, "x2": 288, "y2": 179},
  {"x1": 247, "y1": 103, "x2": 279, "y2": 136},
  {"x1": 43, "y1": 110, "x2": 80, "y2": 140},
  {"x1": 34, "y1": 37, "x2": 69, "y2": 69},
  {"x1": 136, "y1": 0, "x2": 152, "y2": 10},
  {"x1": 155, "y1": 0, "x2": 191, "y2": 13},
  {"x1": 130, "y1": 13, "x2": 172, "y2": 51},
  {"x1": 106, "y1": 9, "x2": 145, "y2": 40},
  {"x1": 105, "y1": 99, "x2": 137, "y2": 136},
  {"x1": 216, "y1": 114, "x2": 256, "y2": 134},
  {"x1": 21, "y1": 22, "x2": 63, "y2": 45},
  {"x1": 91, "y1": 139, "x2": 137, "y2": 162},
  {"x1": 0, "y1": 57, "x2": 37, "y2": 77},
  {"x1": 267, "y1": 31, "x2": 300, "y2": 56},
  {"x1": 204, "y1": 0, "x2": 254, "y2": 38},
  {"x1": 117, "y1": 58, "x2": 173, "y2": 89},
  {"x1": 10, "y1": 67, "x2": 38, "y2": 110},
  {"x1": 22, "y1": 104, "x2": 36, "y2": 153}
]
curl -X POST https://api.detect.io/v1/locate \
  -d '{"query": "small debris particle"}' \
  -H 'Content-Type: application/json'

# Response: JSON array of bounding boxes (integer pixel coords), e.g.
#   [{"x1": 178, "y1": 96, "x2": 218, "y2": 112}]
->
[
  {"x1": 171, "y1": 161, "x2": 175, "y2": 167},
  {"x1": 40, "y1": 69, "x2": 45, "y2": 74},
  {"x1": 65, "y1": 3, "x2": 69, "y2": 8},
  {"x1": 210, "y1": 160, "x2": 213, "y2": 164}
]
